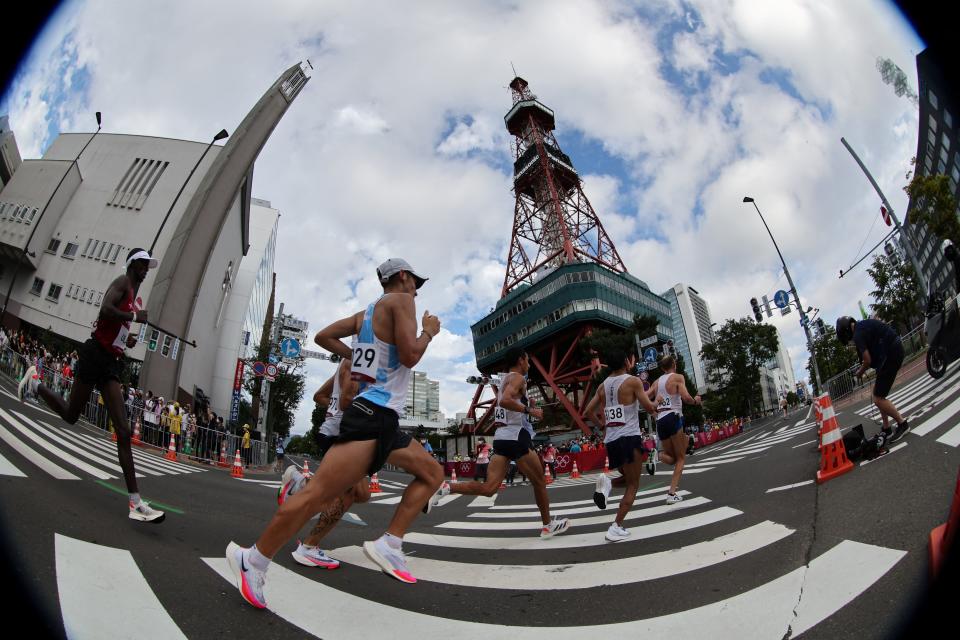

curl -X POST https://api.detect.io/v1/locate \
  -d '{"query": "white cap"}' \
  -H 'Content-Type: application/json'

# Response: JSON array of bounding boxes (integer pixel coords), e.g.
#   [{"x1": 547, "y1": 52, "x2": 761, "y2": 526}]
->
[
  {"x1": 376, "y1": 258, "x2": 428, "y2": 289},
  {"x1": 126, "y1": 248, "x2": 159, "y2": 269}
]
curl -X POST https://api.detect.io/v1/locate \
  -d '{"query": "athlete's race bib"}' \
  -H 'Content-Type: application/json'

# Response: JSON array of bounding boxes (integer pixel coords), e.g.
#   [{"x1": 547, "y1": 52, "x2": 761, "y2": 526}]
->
[
  {"x1": 329, "y1": 393, "x2": 340, "y2": 415},
  {"x1": 493, "y1": 406, "x2": 507, "y2": 426},
  {"x1": 350, "y1": 341, "x2": 377, "y2": 382},
  {"x1": 604, "y1": 403, "x2": 626, "y2": 426}
]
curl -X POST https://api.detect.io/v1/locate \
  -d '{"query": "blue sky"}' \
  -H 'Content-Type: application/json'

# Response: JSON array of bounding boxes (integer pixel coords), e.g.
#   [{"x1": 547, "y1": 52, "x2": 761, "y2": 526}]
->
[{"x1": 1, "y1": 0, "x2": 924, "y2": 433}]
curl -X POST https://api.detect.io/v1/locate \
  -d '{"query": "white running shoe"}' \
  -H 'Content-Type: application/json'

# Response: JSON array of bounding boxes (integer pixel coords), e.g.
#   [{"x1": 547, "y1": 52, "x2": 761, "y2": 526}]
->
[
  {"x1": 540, "y1": 518, "x2": 571, "y2": 538},
  {"x1": 292, "y1": 542, "x2": 340, "y2": 569},
  {"x1": 593, "y1": 473, "x2": 612, "y2": 510},
  {"x1": 363, "y1": 538, "x2": 416, "y2": 583},
  {"x1": 423, "y1": 481, "x2": 451, "y2": 514},
  {"x1": 128, "y1": 500, "x2": 165, "y2": 523},
  {"x1": 17, "y1": 366, "x2": 36, "y2": 402},
  {"x1": 226, "y1": 542, "x2": 267, "y2": 609},
  {"x1": 605, "y1": 523, "x2": 631, "y2": 543},
  {"x1": 665, "y1": 492, "x2": 684, "y2": 505},
  {"x1": 277, "y1": 466, "x2": 306, "y2": 506}
]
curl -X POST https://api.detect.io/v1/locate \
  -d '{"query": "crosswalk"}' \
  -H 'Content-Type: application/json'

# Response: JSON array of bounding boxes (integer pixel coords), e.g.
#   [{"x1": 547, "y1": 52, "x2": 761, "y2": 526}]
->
[
  {"x1": 0, "y1": 406, "x2": 207, "y2": 480},
  {"x1": 853, "y1": 366, "x2": 960, "y2": 446}
]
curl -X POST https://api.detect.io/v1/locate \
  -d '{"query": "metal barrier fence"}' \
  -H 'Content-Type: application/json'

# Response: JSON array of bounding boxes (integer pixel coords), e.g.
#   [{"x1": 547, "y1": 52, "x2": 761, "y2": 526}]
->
[
  {"x1": 820, "y1": 322, "x2": 927, "y2": 403},
  {"x1": 1, "y1": 346, "x2": 267, "y2": 467}
]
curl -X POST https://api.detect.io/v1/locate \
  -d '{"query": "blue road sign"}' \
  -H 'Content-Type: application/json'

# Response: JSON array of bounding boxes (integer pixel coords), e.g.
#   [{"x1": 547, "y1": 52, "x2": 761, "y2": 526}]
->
[
  {"x1": 774, "y1": 290, "x2": 790, "y2": 309},
  {"x1": 268, "y1": 354, "x2": 279, "y2": 364},
  {"x1": 280, "y1": 337, "x2": 301, "y2": 358},
  {"x1": 644, "y1": 347, "x2": 658, "y2": 363}
]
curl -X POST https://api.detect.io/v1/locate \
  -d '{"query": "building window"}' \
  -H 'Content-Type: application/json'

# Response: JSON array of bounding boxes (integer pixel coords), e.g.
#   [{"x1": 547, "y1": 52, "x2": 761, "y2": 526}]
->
[
  {"x1": 26, "y1": 208, "x2": 38, "y2": 224},
  {"x1": 81, "y1": 238, "x2": 93, "y2": 257},
  {"x1": 94, "y1": 291, "x2": 102, "y2": 306},
  {"x1": 944, "y1": 134, "x2": 952, "y2": 151},
  {"x1": 95, "y1": 241, "x2": 107, "y2": 260},
  {"x1": 87, "y1": 289, "x2": 96, "y2": 304},
  {"x1": 62, "y1": 242, "x2": 79, "y2": 259},
  {"x1": 930, "y1": 114, "x2": 938, "y2": 132},
  {"x1": 46, "y1": 283, "x2": 62, "y2": 302},
  {"x1": 104, "y1": 243, "x2": 114, "y2": 261},
  {"x1": 46, "y1": 238, "x2": 61, "y2": 254},
  {"x1": 929, "y1": 90, "x2": 939, "y2": 110},
  {"x1": 30, "y1": 278, "x2": 44, "y2": 296},
  {"x1": 0, "y1": 203, "x2": 7, "y2": 220},
  {"x1": 109, "y1": 244, "x2": 121, "y2": 264},
  {"x1": 80, "y1": 287, "x2": 88, "y2": 301},
  {"x1": 108, "y1": 157, "x2": 169, "y2": 209},
  {"x1": 12, "y1": 205, "x2": 22, "y2": 222}
]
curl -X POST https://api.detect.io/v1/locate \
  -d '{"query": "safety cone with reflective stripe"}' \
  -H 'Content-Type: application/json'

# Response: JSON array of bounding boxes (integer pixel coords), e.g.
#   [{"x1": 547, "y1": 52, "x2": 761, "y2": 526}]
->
[
  {"x1": 369, "y1": 473, "x2": 382, "y2": 493},
  {"x1": 544, "y1": 464, "x2": 553, "y2": 485},
  {"x1": 571, "y1": 461, "x2": 581, "y2": 479},
  {"x1": 451, "y1": 467, "x2": 458, "y2": 482},
  {"x1": 231, "y1": 449, "x2": 244, "y2": 478},
  {"x1": 929, "y1": 468, "x2": 960, "y2": 578},
  {"x1": 815, "y1": 393, "x2": 853, "y2": 484},
  {"x1": 302, "y1": 459, "x2": 312, "y2": 478},
  {"x1": 164, "y1": 433, "x2": 177, "y2": 461},
  {"x1": 111, "y1": 428, "x2": 117, "y2": 442},
  {"x1": 603, "y1": 456, "x2": 610, "y2": 474},
  {"x1": 218, "y1": 441, "x2": 228, "y2": 467},
  {"x1": 131, "y1": 418, "x2": 142, "y2": 447}
]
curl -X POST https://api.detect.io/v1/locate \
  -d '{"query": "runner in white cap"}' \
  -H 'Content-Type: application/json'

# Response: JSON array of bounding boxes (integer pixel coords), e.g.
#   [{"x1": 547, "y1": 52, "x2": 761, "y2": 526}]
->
[
  {"x1": 227, "y1": 258, "x2": 443, "y2": 609},
  {"x1": 22, "y1": 248, "x2": 164, "y2": 523}
]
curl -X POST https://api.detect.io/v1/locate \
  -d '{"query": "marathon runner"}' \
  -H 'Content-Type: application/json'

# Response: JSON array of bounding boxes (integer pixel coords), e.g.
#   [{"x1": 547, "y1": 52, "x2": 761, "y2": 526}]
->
[
  {"x1": 19, "y1": 248, "x2": 164, "y2": 523},
  {"x1": 649, "y1": 355, "x2": 701, "y2": 504}
]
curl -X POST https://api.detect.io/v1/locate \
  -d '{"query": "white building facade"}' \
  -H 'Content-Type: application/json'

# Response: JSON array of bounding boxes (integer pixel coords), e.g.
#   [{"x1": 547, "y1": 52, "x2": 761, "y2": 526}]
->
[{"x1": 662, "y1": 283, "x2": 716, "y2": 391}]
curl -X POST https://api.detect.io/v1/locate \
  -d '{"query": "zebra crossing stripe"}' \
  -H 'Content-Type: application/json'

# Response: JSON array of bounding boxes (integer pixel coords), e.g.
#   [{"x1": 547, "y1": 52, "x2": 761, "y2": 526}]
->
[
  {"x1": 0, "y1": 422, "x2": 78, "y2": 479},
  {"x1": 56, "y1": 534, "x2": 187, "y2": 640},
  {"x1": 766, "y1": 480, "x2": 814, "y2": 493},
  {"x1": 794, "y1": 419, "x2": 806, "y2": 426},
  {"x1": 654, "y1": 467, "x2": 714, "y2": 476},
  {"x1": 205, "y1": 538, "x2": 901, "y2": 639},
  {"x1": 469, "y1": 495, "x2": 498, "y2": 507},
  {"x1": 48, "y1": 422, "x2": 201, "y2": 475},
  {"x1": 406, "y1": 507, "x2": 742, "y2": 550},
  {"x1": 911, "y1": 393, "x2": 960, "y2": 437},
  {"x1": 860, "y1": 442, "x2": 908, "y2": 466},
  {"x1": 328, "y1": 521, "x2": 793, "y2": 590},
  {"x1": 859, "y1": 374, "x2": 960, "y2": 422},
  {"x1": 468, "y1": 490, "x2": 690, "y2": 518},
  {"x1": 370, "y1": 493, "x2": 459, "y2": 506},
  {"x1": 0, "y1": 408, "x2": 115, "y2": 480},
  {"x1": 937, "y1": 423, "x2": 960, "y2": 447},
  {"x1": 0, "y1": 448, "x2": 26, "y2": 477},
  {"x1": 696, "y1": 448, "x2": 769, "y2": 463},
  {"x1": 492, "y1": 484, "x2": 670, "y2": 510},
  {"x1": 437, "y1": 496, "x2": 712, "y2": 530},
  {"x1": 686, "y1": 457, "x2": 744, "y2": 468},
  {"x1": 18, "y1": 412, "x2": 148, "y2": 478}
]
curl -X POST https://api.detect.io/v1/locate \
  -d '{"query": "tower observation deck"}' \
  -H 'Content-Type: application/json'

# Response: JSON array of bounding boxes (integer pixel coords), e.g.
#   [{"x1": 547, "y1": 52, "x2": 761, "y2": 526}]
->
[{"x1": 464, "y1": 78, "x2": 673, "y2": 435}]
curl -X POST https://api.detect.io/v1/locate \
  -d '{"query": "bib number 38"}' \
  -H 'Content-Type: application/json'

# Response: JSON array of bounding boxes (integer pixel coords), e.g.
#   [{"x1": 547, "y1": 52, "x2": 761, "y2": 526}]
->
[
  {"x1": 351, "y1": 342, "x2": 377, "y2": 382},
  {"x1": 604, "y1": 404, "x2": 625, "y2": 425}
]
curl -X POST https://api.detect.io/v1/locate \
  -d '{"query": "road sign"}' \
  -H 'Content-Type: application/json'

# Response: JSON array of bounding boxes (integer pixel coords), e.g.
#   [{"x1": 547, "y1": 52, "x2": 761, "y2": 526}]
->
[
  {"x1": 252, "y1": 361, "x2": 267, "y2": 376},
  {"x1": 268, "y1": 354, "x2": 279, "y2": 364},
  {"x1": 280, "y1": 337, "x2": 301, "y2": 359},
  {"x1": 773, "y1": 290, "x2": 790, "y2": 309},
  {"x1": 643, "y1": 347, "x2": 658, "y2": 363},
  {"x1": 639, "y1": 335, "x2": 657, "y2": 348},
  {"x1": 266, "y1": 363, "x2": 279, "y2": 378}
]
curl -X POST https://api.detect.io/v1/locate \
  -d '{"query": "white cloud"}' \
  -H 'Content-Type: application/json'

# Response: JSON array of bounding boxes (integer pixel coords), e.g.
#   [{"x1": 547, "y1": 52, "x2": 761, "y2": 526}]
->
[{"x1": 0, "y1": 0, "x2": 923, "y2": 431}]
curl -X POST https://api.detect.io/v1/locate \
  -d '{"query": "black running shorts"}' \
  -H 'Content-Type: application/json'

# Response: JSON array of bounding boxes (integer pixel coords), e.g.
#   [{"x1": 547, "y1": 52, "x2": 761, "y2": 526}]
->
[
  {"x1": 316, "y1": 433, "x2": 335, "y2": 458},
  {"x1": 656, "y1": 413, "x2": 682, "y2": 441},
  {"x1": 75, "y1": 338, "x2": 124, "y2": 389},
  {"x1": 873, "y1": 339, "x2": 905, "y2": 399},
  {"x1": 606, "y1": 434, "x2": 646, "y2": 469},
  {"x1": 338, "y1": 398, "x2": 412, "y2": 475},
  {"x1": 493, "y1": 428, "x2": 534, "y2": 462}
]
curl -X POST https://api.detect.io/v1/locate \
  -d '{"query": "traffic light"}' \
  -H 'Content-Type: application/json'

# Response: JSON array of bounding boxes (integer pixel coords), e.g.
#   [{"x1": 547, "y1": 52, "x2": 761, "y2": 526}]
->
[
  {"x1": 750, "y1": 297, "x2": 762, "y2": 323},
  {"x1": 816, "y1": 318, "x2": 826, "y2": 335},
  {"x1": 147, "y1": 329, "x2": 159, "y2": 352}
]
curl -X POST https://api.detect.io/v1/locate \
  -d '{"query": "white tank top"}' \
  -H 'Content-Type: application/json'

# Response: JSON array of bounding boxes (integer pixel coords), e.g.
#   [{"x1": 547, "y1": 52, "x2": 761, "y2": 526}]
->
[
  {"x1": 354, "y1": 295, "x2": 412, "y2": 416},
  {"x1": 320, "y1": 365, "x2": 345, "y2": 437},
  {"x1": 602, "y1": 374, "x2": 641, "y2": 442},
  {"x1": 493, "y1": 372, "x2": 534, "y2": 441},
  {"x1": 656, "y1": 373, "x2": 683, "y2": 418}
]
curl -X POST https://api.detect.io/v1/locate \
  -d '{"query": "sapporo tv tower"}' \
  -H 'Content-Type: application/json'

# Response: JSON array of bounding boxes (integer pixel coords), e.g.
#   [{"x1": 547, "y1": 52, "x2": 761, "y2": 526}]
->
[{"x1": 463, "y1": 77, "x2": 674, "y2": 435}]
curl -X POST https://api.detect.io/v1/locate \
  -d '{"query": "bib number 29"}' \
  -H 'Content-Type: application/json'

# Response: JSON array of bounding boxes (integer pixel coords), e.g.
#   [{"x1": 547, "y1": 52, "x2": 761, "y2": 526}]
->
[{"x1": 351, "y1": 343, "x2": 377, "y2": 382}]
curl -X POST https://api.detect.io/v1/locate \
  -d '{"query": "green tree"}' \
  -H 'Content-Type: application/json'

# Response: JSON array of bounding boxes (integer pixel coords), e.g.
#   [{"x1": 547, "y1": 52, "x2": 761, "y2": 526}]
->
[
  {"x1": 904, "y1": 161, "x2": 960, "y2": 247},
  {"x1": 284, "y1": 434, "x2": 317, "y2": 456},
  {"x1": 786, "y1": 391, "x2": 799, "y2": 406},
  {"x1": 866, "y1": 254, "x2": 922, "y2": 333},
  {"x1": 262, "y1": 369, "x2": 305, "y2": 440},
  {"x1": 700, "y1": 318, "x2": 779, "y2": 417},
  {"x1": 806, "y1": 325, "x2": 859, "y2": 395}
]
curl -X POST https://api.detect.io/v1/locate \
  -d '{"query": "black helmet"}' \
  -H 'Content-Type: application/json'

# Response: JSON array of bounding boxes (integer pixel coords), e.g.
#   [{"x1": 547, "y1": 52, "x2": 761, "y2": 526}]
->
[{"x1": 836, "y1": 316, "x2": 855, "y2": 345}]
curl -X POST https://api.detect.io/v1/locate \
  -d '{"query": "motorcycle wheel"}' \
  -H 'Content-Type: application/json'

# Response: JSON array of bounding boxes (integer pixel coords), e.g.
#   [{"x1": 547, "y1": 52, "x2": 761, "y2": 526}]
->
[{"x1": 927, "y1": 346, "x2": 947, "y2": 379}]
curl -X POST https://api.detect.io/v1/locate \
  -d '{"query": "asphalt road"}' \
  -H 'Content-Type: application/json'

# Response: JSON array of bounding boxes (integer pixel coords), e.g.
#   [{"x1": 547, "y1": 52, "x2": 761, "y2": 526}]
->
[{"x1": 1, "y1": 367, "x2": 958, "y2": 639}]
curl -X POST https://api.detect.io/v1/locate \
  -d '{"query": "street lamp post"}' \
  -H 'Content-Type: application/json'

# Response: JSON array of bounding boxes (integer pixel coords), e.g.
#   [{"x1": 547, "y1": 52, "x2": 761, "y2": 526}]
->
[
  {"x1": 742, "y1": 197, "x2": 823, "y2": 392},
  {"x1": 149, "y1": 128, "x2": 229, "y2": 253},
  {"x1": 1, "y1": 112, "x2": 102, "y2": 325}
]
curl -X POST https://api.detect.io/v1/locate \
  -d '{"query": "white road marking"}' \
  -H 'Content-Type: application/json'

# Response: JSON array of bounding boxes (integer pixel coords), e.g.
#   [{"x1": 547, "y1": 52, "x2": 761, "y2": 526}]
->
[
  {"x1": 468, "y1": 495, "x2": 498, "y2": 507},
  {"x1": 859, "y1": 442, "x2": 908, "y2": 466},
  {"x1": 792, "y1": 440, "x2": 818, "y2": 448},
  {"x1": 491, "y1": 484, "x2": 669, "y2": 510},
  {"x1": 330, "y1": 521, "x2": 794, "y2": 590},
  {"x1": 468, "y1": 490, "x2": 687, "y2": 518},
  {"x1": 57, "y1": 534, "x2": 187, "y2": 639},
  {"x1": 205, "y1": 539, "x2": 903, "y2": 639},
  {"x1": 910, "y1": 393, "x2": 960, "y2": 436},
  {"x1": 0, "y1": 448, "x2": 26, "y2": 476},
  {"x1": 0, "y1": 422, "x2": 79, "y2": 479},
  {"x1": 0, "y1": 408, "x2": 114, "y2": 480},
  {"x1": 766, "y1": 480, "x2": 815, "y2": 493},
  {"x1": 936, "y1": 423, "x2": 960, "y2": 447}
]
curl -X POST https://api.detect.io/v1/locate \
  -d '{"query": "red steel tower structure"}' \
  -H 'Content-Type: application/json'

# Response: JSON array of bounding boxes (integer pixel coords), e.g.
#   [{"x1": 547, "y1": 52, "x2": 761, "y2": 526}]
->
[{"x1": 463, "y1": 78, "x2": 673, "y2": 435}]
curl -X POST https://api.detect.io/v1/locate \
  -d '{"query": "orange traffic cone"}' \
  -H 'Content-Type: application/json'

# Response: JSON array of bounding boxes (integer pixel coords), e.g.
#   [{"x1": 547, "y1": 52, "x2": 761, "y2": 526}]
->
[
  {"x1": 499, "y1": 476, "x2": 506, "y2": 491},
  {"x1": 218, "y1": 441, "x2": 228, "y2": 467},
  {"x1": 132, "y1": 418, "x2": 142, "y2": 447},
  {"x1": 603, "y1": 456, "x2": 610, "y2": 474},
  {"x1": 929, "y1": 468, "x2": 960, "y2": 578},
  {"x1": 369, "y1": 473, "x2": 382, "y2": 493},
  {"x1": 451, "y1": 466, "x2": 458, "y2": 482},
  {"x1": 111, "y1": 429, "x2": 117, "y2": 442},
  {"x1": 302, "y1": 459, "x2": 312, "y2": 478},
  {"x1": 164, "y1": 433, "x2": 177, "y2": 461},
  {"x1": 815, "y1": 393, "x2": 853, "y2": 484},
  {"x1": 544, "y1": 464, "x2": 553, "y2": 485},
  {"x1": 231, "y1": 450, "x2": 244, "y2": 478},
  {"x1": 571, "y1": 461, "x2": 581, "y2": 479}
]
